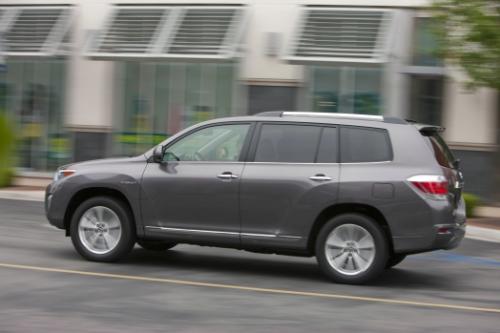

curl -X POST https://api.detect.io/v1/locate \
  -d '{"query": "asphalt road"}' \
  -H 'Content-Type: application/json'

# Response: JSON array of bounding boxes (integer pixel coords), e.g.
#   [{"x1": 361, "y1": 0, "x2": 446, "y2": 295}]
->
[{"x1": 0, "y1": 199, "x2": 499, "y2": 333}]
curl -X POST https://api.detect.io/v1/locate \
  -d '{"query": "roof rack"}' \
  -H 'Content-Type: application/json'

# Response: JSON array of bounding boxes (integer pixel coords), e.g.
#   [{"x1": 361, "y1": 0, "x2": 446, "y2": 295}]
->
[
  {"x1": 255, "y1": 111, "x2": 383, "y2": 122},
  {"x1": 283, "y1": 112, "x2": 384, "y2": 121}
]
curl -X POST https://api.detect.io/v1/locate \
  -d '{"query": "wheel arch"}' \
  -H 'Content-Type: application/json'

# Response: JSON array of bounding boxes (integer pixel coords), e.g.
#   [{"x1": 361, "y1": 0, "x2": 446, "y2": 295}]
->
[
  {"x1": 307, "y1": 203, "x2": 394, "y2": 255},
  {"x1": 63, "y1": 187, "x2": 137, "y2": 236}
]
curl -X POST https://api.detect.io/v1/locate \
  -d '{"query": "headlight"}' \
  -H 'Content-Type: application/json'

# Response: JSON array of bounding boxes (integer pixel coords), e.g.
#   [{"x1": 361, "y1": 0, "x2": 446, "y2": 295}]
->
[{"x1": 53, "y1": 169, "x2": 76, "y2": 182}]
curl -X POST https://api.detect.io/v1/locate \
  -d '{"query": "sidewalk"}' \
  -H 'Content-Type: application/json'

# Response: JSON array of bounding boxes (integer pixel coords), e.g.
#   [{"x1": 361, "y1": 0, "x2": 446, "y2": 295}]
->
[{"x1": 1, "y1": 186, "x2": 500, "y2": 243}]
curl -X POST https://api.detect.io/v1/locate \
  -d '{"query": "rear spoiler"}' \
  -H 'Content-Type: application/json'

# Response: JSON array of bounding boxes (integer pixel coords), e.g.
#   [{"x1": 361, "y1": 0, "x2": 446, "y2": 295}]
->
[{"x1": 406, "y1": 120, "x2": 445, "y2": 135}]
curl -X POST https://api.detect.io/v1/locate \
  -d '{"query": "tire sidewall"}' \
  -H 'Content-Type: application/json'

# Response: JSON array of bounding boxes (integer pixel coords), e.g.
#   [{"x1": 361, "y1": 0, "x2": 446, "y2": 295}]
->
[
  {"x1": 315, "y1": 213, "x2": 389, "y2": 284},
  {"x1": 70, "y1": 196, "x2": 136, "y2": 262}
]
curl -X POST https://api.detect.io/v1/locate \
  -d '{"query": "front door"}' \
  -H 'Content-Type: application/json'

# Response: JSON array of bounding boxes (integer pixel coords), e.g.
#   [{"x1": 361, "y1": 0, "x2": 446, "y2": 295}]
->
[{"x1": 141, "y1": 122, "x2": 252, "y2": 244}]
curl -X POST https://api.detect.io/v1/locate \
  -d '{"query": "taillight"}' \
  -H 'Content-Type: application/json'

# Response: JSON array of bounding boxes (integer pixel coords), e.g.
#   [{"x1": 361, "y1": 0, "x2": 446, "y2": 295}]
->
[{"x1": 407, "y1": 175, "x2": 449, "y2": 200}]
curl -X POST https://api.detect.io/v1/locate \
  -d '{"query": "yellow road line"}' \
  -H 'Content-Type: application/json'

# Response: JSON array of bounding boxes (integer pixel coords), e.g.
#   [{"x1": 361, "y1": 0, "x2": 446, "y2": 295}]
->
[{"x1": 0, "y1": 262, "x2": 499, "y2": 314}]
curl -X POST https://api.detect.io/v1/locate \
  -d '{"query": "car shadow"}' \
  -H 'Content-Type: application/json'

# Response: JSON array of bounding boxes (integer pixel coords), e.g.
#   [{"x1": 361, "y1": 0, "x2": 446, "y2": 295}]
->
[{"x1": 50, "y1": 246, "x2": 458, "y2": 290}]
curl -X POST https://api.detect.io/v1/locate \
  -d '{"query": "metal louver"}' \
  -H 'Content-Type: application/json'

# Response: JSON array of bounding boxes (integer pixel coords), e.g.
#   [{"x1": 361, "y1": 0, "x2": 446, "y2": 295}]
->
[
  {"x1": 1, "y1": 6, "x2": 72, "y2": 57},
  {"x1": 287, "y1": 8, "x2": 394, "y2": 64},
  {"x1": 86, "y1": 5, "x2": 246, "y2": 61},
  {"x1": 96, "y1": 8, "x2": 169, "y2": 54},
  {"x1": 167, "y1": 8, "x2": 241, "y2": 57}
]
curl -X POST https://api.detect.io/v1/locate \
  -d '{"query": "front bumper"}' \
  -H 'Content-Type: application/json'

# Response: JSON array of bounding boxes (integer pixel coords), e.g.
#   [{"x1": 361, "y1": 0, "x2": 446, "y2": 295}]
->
[{"x1": 45, "y1": 182, "x2": 65, "y2": 229}]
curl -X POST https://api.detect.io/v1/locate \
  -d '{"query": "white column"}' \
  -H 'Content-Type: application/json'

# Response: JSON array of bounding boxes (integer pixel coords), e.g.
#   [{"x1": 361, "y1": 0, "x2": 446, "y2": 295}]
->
[{"x1": 65, "y1": 0, "x2": 114, "y2": 131}]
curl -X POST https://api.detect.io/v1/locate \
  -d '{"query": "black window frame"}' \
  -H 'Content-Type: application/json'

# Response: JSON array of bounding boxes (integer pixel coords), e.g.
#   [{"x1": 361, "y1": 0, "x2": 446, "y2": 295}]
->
[
  {"x1": 246, "y1": 122, "x2": 340, "y2": 163},
  {"x1": 339, "y1": 125, "x2": 393, "y2": 163}
]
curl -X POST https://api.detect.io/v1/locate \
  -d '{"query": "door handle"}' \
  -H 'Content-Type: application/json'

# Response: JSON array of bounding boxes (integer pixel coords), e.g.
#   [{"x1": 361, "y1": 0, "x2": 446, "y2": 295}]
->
[
  {"x1": 309, "y1": 174, "x2": 332, "y2": 181},
  {"x1": 217, "y1": 172, "x2": 238, "y2": 180}
]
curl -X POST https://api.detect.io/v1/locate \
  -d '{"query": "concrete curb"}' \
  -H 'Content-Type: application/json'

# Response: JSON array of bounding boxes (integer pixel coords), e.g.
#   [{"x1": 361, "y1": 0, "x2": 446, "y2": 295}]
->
[
  {"x1": 0, "y1": 190, "x2": 45, "y2": 202},
  {"x1": 465, "y1": 226, "x2": 500, "y2": 243},
  {"x1": 0, "y1": 190, "x2": 499, "y2": 243}
]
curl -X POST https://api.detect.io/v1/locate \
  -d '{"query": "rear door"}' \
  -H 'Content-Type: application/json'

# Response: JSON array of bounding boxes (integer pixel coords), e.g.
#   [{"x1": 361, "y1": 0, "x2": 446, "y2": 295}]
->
[{"x1": 239, "y1": 122, "x2": 340, "y2": 247}]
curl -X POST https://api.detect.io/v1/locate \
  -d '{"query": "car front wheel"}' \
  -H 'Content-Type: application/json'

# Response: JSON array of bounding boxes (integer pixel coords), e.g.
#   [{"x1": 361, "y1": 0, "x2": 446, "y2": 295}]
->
[
  {"x1": 315, "y1": 214, "x2": 389, "y2": 284},
  {"x1": 70, "y1": 196, "x2": 136, "y2": 262}
]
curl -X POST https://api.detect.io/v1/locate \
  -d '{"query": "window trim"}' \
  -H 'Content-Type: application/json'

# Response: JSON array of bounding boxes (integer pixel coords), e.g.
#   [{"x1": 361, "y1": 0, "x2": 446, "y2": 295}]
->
[
  {"x1": 339, "y1": 125, "x2": 393, "y2": 164},
  {"x1": 159, "y1": 121, "x2": 256, "y2": 163},
  {"x1": 246, "y1": 121, "x2": 339, "y2": 164}
]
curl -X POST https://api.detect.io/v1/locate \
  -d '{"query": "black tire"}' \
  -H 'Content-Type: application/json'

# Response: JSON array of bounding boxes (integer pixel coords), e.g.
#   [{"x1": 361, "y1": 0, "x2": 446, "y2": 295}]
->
[
  {"x1": 70, "y1": 196, "x2": 136, "y2": 262},
  {"x1": 137, "y1": 239, "x2": 177, "y2": 251},
  {"x1": 386, "y1": 254, "x2": 406, "y2": 269},
  {"x1": 315, "y1": 213, "x2": 389, "y2": 284}
]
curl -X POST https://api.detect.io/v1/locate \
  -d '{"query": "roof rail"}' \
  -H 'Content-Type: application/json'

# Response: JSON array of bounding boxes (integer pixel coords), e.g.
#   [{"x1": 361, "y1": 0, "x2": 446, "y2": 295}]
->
[
  {"x1": 282, "y1": 112, "x2": 383, "y2": 121},
  {"x1": 254, "y1": 111, "x2": 408, "y2": 124}
]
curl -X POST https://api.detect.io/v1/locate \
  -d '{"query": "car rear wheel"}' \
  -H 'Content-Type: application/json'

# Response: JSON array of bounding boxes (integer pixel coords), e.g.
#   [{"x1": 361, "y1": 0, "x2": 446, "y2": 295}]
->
[
  {"x1": 137, "y1": 239, "x2": 177, "y2": 251},
  {"x1": 315, "y1": 213, "x2": 389, "y2": 284},
  {"x1": 386, "y1": 254, "x2": 406, "y2": 269},
  {"x1": 70, "y1": 196, "x2": 136, "y2": 262}
]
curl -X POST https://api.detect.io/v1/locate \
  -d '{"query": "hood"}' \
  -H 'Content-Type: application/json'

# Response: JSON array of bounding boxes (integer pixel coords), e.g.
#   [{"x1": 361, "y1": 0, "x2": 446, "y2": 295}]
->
[{"x1": 61, "y1": 155, "x2": 147, "y2": 170}]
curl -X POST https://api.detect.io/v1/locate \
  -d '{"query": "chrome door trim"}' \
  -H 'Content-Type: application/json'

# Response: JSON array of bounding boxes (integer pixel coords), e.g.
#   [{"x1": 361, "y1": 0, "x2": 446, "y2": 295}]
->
[
  {"x1": 146, "y1": 226, "x2": 238, "y2": 236},
  {"x1": 145, "y1": 226, "x2": 302, "y2": 239}
]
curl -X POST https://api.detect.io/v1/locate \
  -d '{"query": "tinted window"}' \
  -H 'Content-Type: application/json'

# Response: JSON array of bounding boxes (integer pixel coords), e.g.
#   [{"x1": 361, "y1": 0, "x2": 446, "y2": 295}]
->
[
  {"x1": 341, "y1": 127, "x2": 392, "y2": 163},
  {"x1": 424, "y1": 132, "x2": 455, "y2": 168},
  {"x1": 317, "y1": 127, "x2": 338, "y2": 163},
  {"x1": 254, "y1": 124, "x2": 321, "y2": 163},
  {"x1": 165, "y1": 124, "x2": 250, "y2": 162}
]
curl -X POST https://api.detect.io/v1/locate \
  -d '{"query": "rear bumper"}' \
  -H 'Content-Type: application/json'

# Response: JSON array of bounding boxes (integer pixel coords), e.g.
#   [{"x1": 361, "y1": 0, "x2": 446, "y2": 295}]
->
[
  {"x1": 431, "y1": 222, "x2": 466, "y2": 250},
  {"x1": 392, "y1": 196, "x2": 467, "y2": 254}
]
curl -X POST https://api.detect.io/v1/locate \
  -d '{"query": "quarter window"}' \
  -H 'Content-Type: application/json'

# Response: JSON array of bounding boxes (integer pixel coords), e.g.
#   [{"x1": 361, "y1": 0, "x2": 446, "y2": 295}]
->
[
  {"x1": 165, "y1": 124, "x2": 250, "y2": 162},
  {"x1": 340, "y1": 127, "x2": 392, "y2": 163},
  {"x1": 254, "y1": 124, "x2": 322, "y2": 163}
]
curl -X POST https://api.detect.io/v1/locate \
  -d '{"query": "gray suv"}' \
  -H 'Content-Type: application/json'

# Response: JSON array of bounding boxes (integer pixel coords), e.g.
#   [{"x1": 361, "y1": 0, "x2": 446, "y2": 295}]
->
[{"x1": 45, "y1": 112, "x2": 466, "y2": 284}]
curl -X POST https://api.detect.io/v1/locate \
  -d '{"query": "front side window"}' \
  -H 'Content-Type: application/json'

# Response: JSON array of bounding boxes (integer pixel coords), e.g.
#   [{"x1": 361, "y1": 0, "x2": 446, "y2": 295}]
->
[
  {"x1": 165, "y1": 124, "x2": 250, "y2": 162},
  {"x1": 254, "y1": 124, "x2": 323, "y2": 163},
  {"x1": 340, "y1": 127, "x2": 392, "y2": 163}
]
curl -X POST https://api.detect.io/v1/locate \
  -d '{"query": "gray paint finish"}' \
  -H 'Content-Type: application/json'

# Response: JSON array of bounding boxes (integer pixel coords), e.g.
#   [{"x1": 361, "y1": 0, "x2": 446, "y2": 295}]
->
[{"x1": 46, "y1": 113, "x2": 466, "y2": 262}]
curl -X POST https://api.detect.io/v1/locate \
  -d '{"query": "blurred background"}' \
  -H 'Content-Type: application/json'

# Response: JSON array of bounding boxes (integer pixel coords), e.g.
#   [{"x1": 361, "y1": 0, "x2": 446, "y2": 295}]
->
[{"x1": 0, "y1": 0, "x2": 498, "y2": 204}]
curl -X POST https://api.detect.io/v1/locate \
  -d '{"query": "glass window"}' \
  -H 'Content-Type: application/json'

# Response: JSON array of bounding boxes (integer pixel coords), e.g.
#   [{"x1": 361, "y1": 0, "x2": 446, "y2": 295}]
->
[
  {"x1": 423, "y1": 132, "x2": 455, "y2": 168},
  {"x1": 316, "y1": 127, "x2": 338, "y2": 163},
  {"x1": 2, "y1": 59, "x2": 68, "y2": 171},
  {"x1": 354, "y1": 68, "x2": 383, "y2": 115},
  {"x1": 311, "y1": 66, "x2": 383, "y2": 115},
  {"x1": 114, "y1": 62, "x2": 238, "y2": 157},
  {"x1": 413, "y1": 18, "x2": 442, "y2": 67},
  {"x1": 410, "y1": 76, "x2": 444, "y2": 125},
  {"x1": 341, "y1": 127, "x2": 392, "y2": 163},
  {"x1": 165, "y1": 124, "x2": 249, "y2": 162},
  {"x1": 254, "y1": 124, "x2": 322, "y2": 163}
]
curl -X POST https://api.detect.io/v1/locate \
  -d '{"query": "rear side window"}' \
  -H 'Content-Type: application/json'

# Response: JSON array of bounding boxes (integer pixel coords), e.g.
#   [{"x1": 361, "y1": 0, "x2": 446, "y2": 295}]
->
[
  {"x1": 340, "y1": 127, "x2": 392, "y2": 163},
  {"x1": 424, "y1": 132, "x2": 455, "y2": 168},
  {"x1": 254, "y1": 124, "x2": 322, "y2": 163}
]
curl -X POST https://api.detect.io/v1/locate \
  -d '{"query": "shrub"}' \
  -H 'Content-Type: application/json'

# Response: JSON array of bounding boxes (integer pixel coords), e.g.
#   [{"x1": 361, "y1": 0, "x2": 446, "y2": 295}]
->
[
  {"x1": 462, "y1": 193, "x2": 480, "y2": 217},
  {"x1": 0, "y1": 113, "x2": 15, "y2": 187}
]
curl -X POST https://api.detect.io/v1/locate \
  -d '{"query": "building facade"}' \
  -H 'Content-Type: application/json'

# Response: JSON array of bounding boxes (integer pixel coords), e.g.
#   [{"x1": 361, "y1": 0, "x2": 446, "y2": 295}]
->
[{"x1": 0, "y1": 0, "x2": 498, "y2": 200}]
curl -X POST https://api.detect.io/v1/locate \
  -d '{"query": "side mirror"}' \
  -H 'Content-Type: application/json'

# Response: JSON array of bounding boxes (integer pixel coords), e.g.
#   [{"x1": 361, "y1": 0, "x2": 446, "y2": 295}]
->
[
  {"x1": 452, "y1": 159, "x2": 461, "y2": 170},
  {"x1": 152, "y1": 145, "x2": 164, "y2": 163}
]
